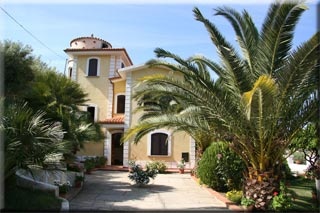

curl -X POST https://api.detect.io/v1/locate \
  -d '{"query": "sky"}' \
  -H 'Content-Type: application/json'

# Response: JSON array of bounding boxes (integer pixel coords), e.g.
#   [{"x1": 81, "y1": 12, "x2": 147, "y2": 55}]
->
[{"x1": 0, "y1": 0, "x2": 318, "y2": 74}]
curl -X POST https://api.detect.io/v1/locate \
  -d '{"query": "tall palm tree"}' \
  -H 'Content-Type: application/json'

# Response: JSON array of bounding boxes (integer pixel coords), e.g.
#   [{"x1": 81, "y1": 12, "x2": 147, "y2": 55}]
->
[{"x1": 124, "y1": 1, "x2": 319, "y2": 210}]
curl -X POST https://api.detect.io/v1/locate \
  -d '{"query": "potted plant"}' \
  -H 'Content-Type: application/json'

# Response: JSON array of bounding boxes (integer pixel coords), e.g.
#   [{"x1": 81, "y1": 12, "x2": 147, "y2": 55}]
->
[
  {"x1": 84, "y1": 158, "x2": 95, "y2": 174},
  {"x1": 177, "y1": 159, "x2": 185, "y2": 174},
  {"x1": 241, "y1": 197, "x2": 255, "y2": 212},
  {"x1": 95, "y1": 156, "x2": 107, "y2": 168},
  {"x1": 54, "y1": 180, "x2": 72, "y2": 197},
  {"x1": 75, "y1": 175, "x2": 85, "y2": 188},
  {"x1": 293, "y1": 152, "x2": 305, "y2": 164}
]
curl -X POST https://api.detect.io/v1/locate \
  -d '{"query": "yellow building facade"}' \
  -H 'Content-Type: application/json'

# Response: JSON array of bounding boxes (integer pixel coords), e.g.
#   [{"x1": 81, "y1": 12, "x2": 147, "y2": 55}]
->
[{"x1": 64, "y1": 35, "x2": 195, "y2": 169}]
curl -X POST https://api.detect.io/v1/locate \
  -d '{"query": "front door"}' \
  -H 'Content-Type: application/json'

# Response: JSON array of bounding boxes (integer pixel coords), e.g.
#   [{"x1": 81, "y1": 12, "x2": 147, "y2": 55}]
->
[{"x1": 111, "y1": 133, "x2": 123, "y2": 165}]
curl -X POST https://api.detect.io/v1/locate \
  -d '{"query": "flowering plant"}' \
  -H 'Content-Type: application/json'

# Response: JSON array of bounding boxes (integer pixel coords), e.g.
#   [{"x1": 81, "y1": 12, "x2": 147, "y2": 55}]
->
[
  {"x1": 54, "y1": 180, "x2": 72, "y2": 194},
  {"x1": 270, "y1": 181, "x2": 292, "y2": 211},
  {"x1": 177, "y1": 159, "x2": 185, "y2": 169}
]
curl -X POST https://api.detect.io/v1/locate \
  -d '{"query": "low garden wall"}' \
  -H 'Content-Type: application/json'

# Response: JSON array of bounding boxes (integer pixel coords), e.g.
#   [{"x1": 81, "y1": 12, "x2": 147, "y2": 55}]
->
[{"x1": 15, "y1": 167, "x2": 83, "y2": 196}]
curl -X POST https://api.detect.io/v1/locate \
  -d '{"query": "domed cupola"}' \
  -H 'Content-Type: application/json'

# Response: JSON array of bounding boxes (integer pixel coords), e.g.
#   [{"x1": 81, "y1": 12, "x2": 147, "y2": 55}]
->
[{"x1": 69, "y1": 34, "x2": 112, "y2": 49}]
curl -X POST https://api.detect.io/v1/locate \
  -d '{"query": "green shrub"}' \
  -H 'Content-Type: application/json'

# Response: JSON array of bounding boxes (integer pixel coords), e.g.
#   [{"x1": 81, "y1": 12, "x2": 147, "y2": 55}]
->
[
  {"x1": 269, "y1": 181, "x2": 293, "y2": 211},
  {"x1": 84, "y1": 158, "x2": 95, "y2": 171},
  {"x1": 95, "y1": 156, "x2": 107, "y2": 167},
  {"x1": 226, "y1": 190, "x2": 243, "y2": 204},
  {"x1": 128, "y1": 164, "x2": 158, "y2": 185},
  {"x1": 197, "y1": 142, "x2": 245, "y2": 192},
  {"x1": 146, "y1": 160, "x2": 167, "y2": 174}
]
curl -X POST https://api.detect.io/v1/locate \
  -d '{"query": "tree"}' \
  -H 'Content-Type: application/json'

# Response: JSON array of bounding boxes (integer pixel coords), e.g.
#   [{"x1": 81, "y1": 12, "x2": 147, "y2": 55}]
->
[
  {"x1": 290, "y1": 123, "x2": 320, "y2": 201},
  {"x1": 1, "y1": 100, "x2": 66, "y2": 179},
  {"x1": 2, "y1": 40, "x2": 104, "y2": 162},
  {"x1": 24, "y1": 69, "x2": 104, "y2": 157},
  {"x1": 1, "y1": 40, "x2": 35, "y2": 98},
  {"x1": 124, "y1": 1, "x2": 319, "y2": 210}
]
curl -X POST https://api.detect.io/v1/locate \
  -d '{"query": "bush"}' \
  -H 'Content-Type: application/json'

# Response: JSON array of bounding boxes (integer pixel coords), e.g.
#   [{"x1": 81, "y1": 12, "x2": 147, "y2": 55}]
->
[
  {"x1": 84, "y1": 158, "x2": 95, "y2": 172},
  {"x1": 146, "y1": 160, "x2": 167, "y2": 173},
  {"x1": 128, "y1": 164, "x2": 158, "y2": 185},
  {"x1": 197, "y1": 142, "x2": 245, "y2": 192},
  {"x1": 226, "y1": 190, "x2": 243, "y2": 204},
  {"x1": 95, "y1": 156, "x2": 107, "y2": 167}
]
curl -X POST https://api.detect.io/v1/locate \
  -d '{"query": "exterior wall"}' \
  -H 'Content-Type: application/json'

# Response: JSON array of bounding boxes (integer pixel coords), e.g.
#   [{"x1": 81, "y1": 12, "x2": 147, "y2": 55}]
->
[
  {"x1": 127, "y1": 67, "x2": 193, "y2": 168},
  {"x1": 76, "y1": 142, "x2": 104, "y2": 157},
  {"x1": 76, "y1": 55, "x2": 111, "y2": 121},
  {"x1": 113, "y1": 80, "x2": 126, "y2": 95}
]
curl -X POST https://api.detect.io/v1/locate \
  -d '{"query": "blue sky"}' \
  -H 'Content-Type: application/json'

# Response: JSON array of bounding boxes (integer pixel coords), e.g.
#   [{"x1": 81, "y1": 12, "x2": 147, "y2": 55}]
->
[{"x1": 0, "y1": 1, "x2": 318, "y2": 73}]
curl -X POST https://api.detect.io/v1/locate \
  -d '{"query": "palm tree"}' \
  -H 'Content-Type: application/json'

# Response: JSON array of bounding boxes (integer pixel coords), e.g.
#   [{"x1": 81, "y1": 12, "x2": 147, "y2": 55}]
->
[
  {"x1": 124, "y1": 1, "x2": 319, "y2": 210},
  {"x1": 24, "y1": 70, "x2": 104, "y2": 158},
  {"x1": 1, "y1": 100, "x2": 67, "y2": 179}
]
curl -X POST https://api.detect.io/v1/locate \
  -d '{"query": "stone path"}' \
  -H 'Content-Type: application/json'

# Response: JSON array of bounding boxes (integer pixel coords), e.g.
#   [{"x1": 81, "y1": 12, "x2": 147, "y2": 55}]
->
[{"x1": 69, "y1": 170, "x2": 229, "y2": 211}]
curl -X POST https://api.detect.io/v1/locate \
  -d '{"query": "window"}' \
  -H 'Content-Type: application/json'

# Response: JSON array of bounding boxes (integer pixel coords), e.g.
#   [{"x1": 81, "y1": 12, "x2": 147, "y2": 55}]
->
[
  {"x1": 116, "y1": 95, "x2": 125, "y2": 114},
  {"x1": 87, "y1": 58, "x2": 99, "y2": 76},
  {"x1": 121, "y1": 62, "x2": 125, "y2": 68},
  {"x1": 68, "y1": 68, "x2": 72, "y2": 78},
  {"x1": 151, "y1": 133, "x2": 168, "y2": 155},
  {"x1": 85, "y1": 105, "x2": 98, "y2": 122},
  {"x1": 87, "y1": 106, "x2": 95, "y2": 122}
]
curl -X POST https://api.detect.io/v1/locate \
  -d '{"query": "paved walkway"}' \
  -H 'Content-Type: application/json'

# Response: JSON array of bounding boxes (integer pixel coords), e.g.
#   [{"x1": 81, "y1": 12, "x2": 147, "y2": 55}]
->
[{"x1": 69, "y1": 170, "x2": 229, "y2": 211}]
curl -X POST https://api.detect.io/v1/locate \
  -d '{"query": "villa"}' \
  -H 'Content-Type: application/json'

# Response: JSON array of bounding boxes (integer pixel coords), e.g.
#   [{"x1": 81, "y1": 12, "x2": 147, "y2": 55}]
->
[{"x1": 64, "y1": 35, "x2": 195, "y2": 169}]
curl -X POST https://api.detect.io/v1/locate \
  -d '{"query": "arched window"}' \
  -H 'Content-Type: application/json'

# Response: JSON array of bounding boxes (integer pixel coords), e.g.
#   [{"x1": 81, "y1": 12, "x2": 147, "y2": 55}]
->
[
  {"x1": 116, "y1": 94, "x2": 125, "y2": 114},
  {"x1": 148, "y1": 131, "x2": 171, "y2": 156},
  {"x1": 87, "y1": 58, "x2": 99, "y2": 76}
]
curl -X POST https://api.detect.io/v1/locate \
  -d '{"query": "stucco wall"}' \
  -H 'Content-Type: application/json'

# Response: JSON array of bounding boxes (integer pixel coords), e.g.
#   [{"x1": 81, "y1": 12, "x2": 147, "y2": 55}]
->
[
  {"x1": 77, "y1": 142, "x2": 104, "y2": 157},
  {"x1": 128, "y1": 67, "x2": 192, "y2": 168},
  {"x1": 76, "y1": 55, "x2": 111, "y2": 121}
]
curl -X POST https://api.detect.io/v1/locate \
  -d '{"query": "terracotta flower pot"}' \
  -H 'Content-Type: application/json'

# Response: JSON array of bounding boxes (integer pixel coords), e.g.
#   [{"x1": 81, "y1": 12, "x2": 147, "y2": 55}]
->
[
  {"x1": 75, "y1": 181, "x2": 82, "y2": 188},
  {"x1": 243, "y1": 205, "x2": 254, "y2": 212},
  {"x1": 179, "y1": 169, "x2": 184, "y2": 174}
]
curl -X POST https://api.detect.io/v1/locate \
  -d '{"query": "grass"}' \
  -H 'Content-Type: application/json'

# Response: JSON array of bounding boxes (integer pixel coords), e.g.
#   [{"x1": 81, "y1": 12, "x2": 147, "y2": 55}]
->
[
  {"x1": 4, "y1": 175, "x2": 62, "y2": 211},
  {"x1": 288, "y1": 176, "x2": 319, "y2": 212}
]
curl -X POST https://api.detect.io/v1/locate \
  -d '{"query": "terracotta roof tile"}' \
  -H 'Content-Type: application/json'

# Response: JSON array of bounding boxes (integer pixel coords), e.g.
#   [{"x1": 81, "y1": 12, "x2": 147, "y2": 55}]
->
[{"x1": 99, "y1": 115, "x2": 124, "y2": 124}]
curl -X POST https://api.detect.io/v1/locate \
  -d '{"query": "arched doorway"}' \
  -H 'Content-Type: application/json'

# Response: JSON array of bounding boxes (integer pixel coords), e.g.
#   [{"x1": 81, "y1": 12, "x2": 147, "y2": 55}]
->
[{"x1": 111, "y1": 132, "x2": 123, "y2": 165}]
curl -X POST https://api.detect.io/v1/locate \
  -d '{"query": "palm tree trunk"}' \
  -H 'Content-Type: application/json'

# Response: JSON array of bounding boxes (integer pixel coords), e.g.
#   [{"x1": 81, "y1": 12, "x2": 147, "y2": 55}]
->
[{"x1": 244, "y1": 168, "x2": 280, "y2": 211}]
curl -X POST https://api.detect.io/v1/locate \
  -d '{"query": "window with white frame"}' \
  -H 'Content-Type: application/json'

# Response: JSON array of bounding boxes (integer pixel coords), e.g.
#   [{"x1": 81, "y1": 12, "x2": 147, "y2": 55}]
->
[
  {"x1": 148, "y1": 131, "x2": 171, "y2": 156},
  {"x1": 87, "y1": 58, "x2": 100, "y2": 76}
]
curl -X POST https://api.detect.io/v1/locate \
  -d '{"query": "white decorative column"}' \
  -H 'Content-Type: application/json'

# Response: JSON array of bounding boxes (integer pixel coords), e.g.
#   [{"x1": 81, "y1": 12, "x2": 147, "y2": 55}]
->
[
  {"x1": 71, "y1": 58, "x2": 78, "y2": 81},
  {"x1": 104, "y1": 131, "x2": 112, "y2": 165},
  {"x1": 123, "y1": 72, "x2": 132, "y2": 167},
  {"x1": 189, "y1": 137, "x2": 196, "y2": 168},
  {"x1": 107, "y1": 56, "x2": 116, "y2": 119}
]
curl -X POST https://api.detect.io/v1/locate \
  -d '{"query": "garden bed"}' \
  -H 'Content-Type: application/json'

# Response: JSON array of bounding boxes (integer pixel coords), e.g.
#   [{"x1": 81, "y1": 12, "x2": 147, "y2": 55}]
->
[{"x1": 4, "y1": 175, "x2": 62, "y2": 211}]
